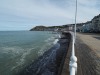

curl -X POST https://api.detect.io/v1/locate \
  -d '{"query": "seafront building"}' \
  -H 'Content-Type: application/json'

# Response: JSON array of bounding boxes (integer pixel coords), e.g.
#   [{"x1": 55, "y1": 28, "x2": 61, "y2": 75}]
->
[
  {"x1": 81, "y1": 21, "x2": 92, "y2": 32},
  {"x1": 92, "y1": 14, "x2": 100, "y2": 32},
  {"x1": 76, "y1": 14, "x2": 100, "y2": 33}
]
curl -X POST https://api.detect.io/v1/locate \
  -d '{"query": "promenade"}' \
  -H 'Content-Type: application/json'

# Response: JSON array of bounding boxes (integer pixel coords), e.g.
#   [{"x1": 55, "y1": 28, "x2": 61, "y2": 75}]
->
[
  {"x1": 61, "y1": 32, "x2": 100, "y2": 75},
  {"x1": 77, "y1": 33, "x2": 100, "y2": 57},
  {"x1": 76, "y1": 33, "x2": 100, "y2": 75}
]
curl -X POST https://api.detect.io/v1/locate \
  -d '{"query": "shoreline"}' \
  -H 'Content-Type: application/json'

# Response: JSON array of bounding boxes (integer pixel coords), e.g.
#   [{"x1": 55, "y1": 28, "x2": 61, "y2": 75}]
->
[{"x1": 19, "y1": 32, "x2": 71, "y2": 75}]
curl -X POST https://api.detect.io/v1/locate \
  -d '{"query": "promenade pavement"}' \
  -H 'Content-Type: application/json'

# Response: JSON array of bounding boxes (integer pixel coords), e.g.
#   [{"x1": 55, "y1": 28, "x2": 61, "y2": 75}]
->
[
  {"x1": 77, "y1": 33, "x2": 100, "y2": 57},
  {"x1": 75, "y1": 33, "x2": 100, "y2": 75},
  {"x1": 61, "y1": 32, "x2": 100, "y2": 75}
]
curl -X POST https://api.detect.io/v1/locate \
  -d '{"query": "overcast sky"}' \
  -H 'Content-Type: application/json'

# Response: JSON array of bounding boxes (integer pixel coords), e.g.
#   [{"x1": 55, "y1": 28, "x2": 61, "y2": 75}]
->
[{"x1": 0, "y1": 0, "x2": 100, "y2": 31}]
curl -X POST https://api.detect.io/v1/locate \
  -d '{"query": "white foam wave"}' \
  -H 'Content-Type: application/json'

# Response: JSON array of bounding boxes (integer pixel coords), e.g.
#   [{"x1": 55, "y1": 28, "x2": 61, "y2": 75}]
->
[
  {"x1": 38, "y1": 43, "x2": 51, "y2": 56},
  {"x1": 44, "y1": 36, "x2": 55, "y2": 42},
  {"x1": 11, "y1": 47, "x2": 35, "y2": 70},
  {"x1": 38, "y1": 37, "x2": 55, "y2": 56},
  {"x1": 54, "y1": 34, "x2": 61, "y2": 39},
  {"x1": 1, "y1": 46, "x2": 24, "y2": 55},
  {"x1": 38, "y1": 48, "x2": 44, "y2": 56},
  {"x1": 53, "y1": 39, "x2": 59, "y2": 45},
  {"x1": 58, "y1": 34, "x2": 61, "y2": 38}
]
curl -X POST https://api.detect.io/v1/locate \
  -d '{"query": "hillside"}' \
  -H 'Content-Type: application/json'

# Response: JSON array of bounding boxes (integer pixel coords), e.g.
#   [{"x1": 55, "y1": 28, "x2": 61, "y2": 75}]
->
[{"x1": 30, "y1": 25, "x2": 65, "y2": 31}]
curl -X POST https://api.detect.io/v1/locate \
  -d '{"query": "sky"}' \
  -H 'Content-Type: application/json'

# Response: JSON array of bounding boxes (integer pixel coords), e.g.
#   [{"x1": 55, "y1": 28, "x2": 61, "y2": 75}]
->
[{"x1": 0, "y1": 0, "x2": 100, "y2": 31}]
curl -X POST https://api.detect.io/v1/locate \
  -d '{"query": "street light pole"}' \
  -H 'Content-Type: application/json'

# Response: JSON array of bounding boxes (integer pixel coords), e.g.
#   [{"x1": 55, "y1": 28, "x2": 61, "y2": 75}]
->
[
  {"x1": 69, "y1": 0, "x2": 78, "y2": 75},
  {"x1": 74, "y1": 0, "x2": 77, "y2": 42}
]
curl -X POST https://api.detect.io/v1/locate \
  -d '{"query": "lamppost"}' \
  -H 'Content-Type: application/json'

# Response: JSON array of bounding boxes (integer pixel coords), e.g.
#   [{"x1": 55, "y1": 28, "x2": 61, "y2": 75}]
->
[
  {"x1": 74, "y1": 0, "x2": 77, "y2": 42},
  {"x1": 69, "y1": 0, "x2": 77, "y2": 75}
]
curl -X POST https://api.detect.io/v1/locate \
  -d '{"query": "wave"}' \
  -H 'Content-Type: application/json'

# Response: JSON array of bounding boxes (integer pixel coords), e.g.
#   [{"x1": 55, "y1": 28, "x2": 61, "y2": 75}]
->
[
  {"x1": 44, "y1": 36, "x2": 55, "y2": 43},
  {"x1": 1, "y1": 46, "x2": 24, "y2": 56},
  {"x1": 53, "y1": 39, "x2": 59, "y2": 45},
  {"x1": 1, "y1": 46, "x2": 36, "y2": 71},
  {"x1": 20, "y1": 42, "x2": 61, "y2": 75},
  {"x1": 38, "y1": 37, "x2": 55, "y2": 56},
  {"x1": 11, "y1": 48, "x2": 35, "y2": 70}
]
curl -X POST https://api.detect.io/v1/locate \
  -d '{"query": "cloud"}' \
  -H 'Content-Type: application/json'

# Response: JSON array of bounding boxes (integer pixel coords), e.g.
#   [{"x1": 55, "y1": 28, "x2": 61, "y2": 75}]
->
[{"x1": 0, "y1": 0, "x2": 100, "y2": 30}]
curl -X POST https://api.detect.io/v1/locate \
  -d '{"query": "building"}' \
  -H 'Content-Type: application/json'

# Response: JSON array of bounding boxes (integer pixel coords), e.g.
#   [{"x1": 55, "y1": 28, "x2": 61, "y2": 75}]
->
[
  {"x1": 81, "y1": 21, "x2": 92, "y2": 32},
  {"x1": 92, "y1": 14, "x2": 100, "y2": 32}
]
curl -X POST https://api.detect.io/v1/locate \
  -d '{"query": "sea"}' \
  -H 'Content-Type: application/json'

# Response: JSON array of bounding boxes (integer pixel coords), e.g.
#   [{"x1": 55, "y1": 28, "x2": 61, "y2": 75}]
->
[{"x1": 0, "y1": 31, "x2": 59, "y2": 75}]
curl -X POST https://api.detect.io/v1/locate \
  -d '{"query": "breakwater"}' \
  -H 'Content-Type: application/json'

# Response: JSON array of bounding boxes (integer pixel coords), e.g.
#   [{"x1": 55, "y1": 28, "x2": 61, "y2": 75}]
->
[{"x1": 20, "y1": 32, "x2": 71, "y2": 75}]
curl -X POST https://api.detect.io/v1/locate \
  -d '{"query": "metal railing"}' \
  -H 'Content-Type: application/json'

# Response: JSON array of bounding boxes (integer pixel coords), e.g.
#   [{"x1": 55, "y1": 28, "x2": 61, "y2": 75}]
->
[{"x1": 69, "y1": 32, "x2": 77, "y2": 75}]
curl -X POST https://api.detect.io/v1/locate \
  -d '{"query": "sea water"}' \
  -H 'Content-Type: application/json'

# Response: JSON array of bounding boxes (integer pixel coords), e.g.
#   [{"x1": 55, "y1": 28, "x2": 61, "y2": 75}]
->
[{"x1": 0, "y1": 31, "x2": 59, "y2": 75}]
